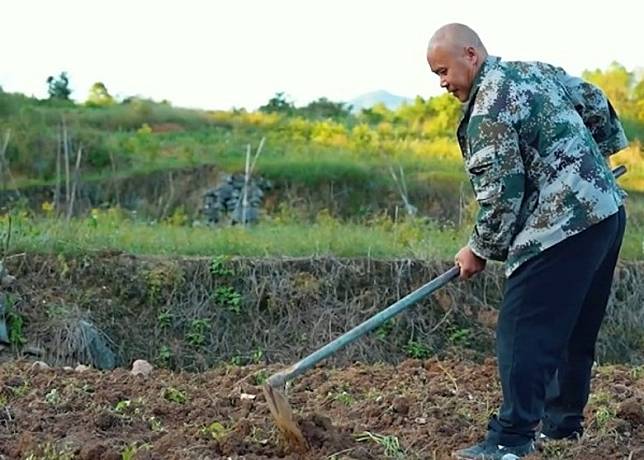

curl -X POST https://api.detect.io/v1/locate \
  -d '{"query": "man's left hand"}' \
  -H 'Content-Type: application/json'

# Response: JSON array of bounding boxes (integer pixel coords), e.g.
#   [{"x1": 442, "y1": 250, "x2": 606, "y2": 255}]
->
[{"x1": 454, "y1": 246, "x2": 487, "y2": 280}]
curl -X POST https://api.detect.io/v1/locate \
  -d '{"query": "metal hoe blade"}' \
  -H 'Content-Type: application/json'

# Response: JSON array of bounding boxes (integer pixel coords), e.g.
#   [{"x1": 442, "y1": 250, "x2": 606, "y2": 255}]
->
[{"x1": 262, "y1": 383, "x2": 308, "y2": 450}]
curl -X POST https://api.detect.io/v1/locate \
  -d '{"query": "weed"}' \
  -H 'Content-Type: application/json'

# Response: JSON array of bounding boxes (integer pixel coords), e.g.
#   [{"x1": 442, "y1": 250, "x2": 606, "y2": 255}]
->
[
  {"x1": 542, "y1": 439, "x2": 568, "y2": 458},
  {"x1": 147, "y1": 415, "x2": 164, "y2": 432},
  {"x1": 6, "y1": 301, "x2": 26, "y2": 347},
  {"x1": 157, "y1": 310, "x2": 173, "y2": 328},
  {"x1": 210, "y1": 255, "x2": 234, "y2": 276},
  {"x1": 404, "y1": 340, "x2": 431, "y2": 359},
  {"x1": 24, "y1": 443, "x2": 75, "y2": 460},
  {"x1": 114, "y1": 397, "x2": 145, "y2": 418},
  {"x1": 354, "y1": 431, "x2": 406, "y2": 459},
  {"x1": 121, "y1": 442, "x2": 151, "y2": 460},
  {"x1": 200, "y1": 420, "x2": 230, "y2": 440},
  {"x1": 44, "y1": 388, "x2": 61, "y2": 406},
  {"x1": 589, "y1": 391, "x2": 617, "y2": 431},
  {"x1": 163, "y1": 387, "x2": 187, "y2": 404},
  {"x1": 448, "y1": 326, "x2": 471, "y2": 346},
  {"x1": 157, "y1": 345, "x2": 173, "y2": 367},
  {"x1": 252, "y1": 370, "x2": 269, "y2": 385},
  {"x1": 186, "y1": 319, "x2": 210, "y2": 347},
  {"x1": 375, "y1": 320, "x2": 394, "y2": 341},
  {"x1": 214, "y1": 286, "x2": 242, "y2": 313},
  {"x1": 333, "y1": 390, "x2": 355, "y2": 406}
]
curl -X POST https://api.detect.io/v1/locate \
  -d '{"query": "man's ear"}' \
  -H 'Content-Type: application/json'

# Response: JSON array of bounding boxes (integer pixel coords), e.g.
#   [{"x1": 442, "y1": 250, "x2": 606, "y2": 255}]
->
[{"x1": 465, "y1": 46, "x2": 478, "y2": 64}]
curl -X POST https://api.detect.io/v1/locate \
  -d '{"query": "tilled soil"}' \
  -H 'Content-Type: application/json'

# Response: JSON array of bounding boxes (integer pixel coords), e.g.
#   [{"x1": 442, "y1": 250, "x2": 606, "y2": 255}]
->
[{"x1": 0, "y1": 358, "x2": 642, "y2": 459}]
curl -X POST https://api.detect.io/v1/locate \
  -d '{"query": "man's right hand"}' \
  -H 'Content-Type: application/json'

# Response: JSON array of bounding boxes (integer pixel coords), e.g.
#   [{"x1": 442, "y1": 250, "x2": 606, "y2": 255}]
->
[{"x1": 454, "y1": 246, "x2": 487, "y2": 280}]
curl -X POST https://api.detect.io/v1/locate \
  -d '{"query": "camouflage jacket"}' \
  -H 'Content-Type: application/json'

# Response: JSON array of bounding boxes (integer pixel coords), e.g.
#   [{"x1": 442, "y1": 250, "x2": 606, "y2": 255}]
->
[{"x1": 457, "y1": 56, "x2": 628, "y2": 276}]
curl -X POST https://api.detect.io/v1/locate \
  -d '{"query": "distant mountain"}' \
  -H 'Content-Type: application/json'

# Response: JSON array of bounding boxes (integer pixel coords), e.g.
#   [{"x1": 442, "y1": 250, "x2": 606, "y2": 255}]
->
[{"x1": 349, "y1": 90, "x2": 411, "y2": 112}]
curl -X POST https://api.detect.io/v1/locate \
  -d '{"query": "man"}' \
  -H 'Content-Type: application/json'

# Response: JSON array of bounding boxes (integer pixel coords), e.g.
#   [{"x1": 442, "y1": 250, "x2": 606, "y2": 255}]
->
[{"x1": 426, "y1": 24, "x2": 628, "y2": 459}]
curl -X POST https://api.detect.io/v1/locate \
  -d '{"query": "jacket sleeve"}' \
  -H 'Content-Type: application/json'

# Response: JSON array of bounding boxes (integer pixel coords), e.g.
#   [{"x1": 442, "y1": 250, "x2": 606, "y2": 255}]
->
[
  {"x1": 466, "y1": 116, "x2": 525, "y2": 261},
  {"x1": 556, "y1": 69, "x2": 629, "y2": 156}
]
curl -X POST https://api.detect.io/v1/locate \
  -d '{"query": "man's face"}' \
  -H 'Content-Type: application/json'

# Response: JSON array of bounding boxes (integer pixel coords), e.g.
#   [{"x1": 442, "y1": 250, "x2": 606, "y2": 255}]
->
[{"x1": 427, "y1": 44, "x2": 478, "y2": 102}]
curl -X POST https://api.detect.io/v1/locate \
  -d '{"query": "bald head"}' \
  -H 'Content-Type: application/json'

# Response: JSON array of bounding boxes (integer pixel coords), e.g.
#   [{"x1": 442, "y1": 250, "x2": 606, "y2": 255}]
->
[
  {"x1": 428, "y1": 23, "x2": 487, "y2": 55},
  {"x1": 426, "y1": 24, "x2": 488, "y2": 102}
]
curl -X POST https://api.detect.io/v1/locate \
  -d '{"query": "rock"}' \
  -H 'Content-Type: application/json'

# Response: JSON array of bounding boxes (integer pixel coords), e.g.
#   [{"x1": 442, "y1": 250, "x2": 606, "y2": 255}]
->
[
  {"x1": 30, "y1": 361, "x2": 50, "y2": 370},
  {"x1": 75, "y1": 364, "x2": 91, "y2": 373},
  {"x1": 392, "y1": 396, "x2": 410, "y2": 415},
  {"x1": 131, "y1": 359, "x2": 153, "y2": 376},
  {"x1": 201, "y1": 174, "x2": 270, "y2": 225}
]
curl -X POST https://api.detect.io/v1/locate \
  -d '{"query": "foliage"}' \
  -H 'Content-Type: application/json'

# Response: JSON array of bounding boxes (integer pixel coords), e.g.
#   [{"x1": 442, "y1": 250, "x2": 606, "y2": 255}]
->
[
  {"x1": 85, "y1": 82, "x2": 115, "y2": 107},
  {"x1": 46, "y1": 72, "x2": 72, "y2": 101}
]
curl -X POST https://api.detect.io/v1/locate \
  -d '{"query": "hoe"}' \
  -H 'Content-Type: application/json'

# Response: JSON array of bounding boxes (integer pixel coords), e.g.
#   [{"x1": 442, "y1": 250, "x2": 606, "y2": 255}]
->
[{"x1": 263, "y1": 165, "x2": 627, "y2": 450}]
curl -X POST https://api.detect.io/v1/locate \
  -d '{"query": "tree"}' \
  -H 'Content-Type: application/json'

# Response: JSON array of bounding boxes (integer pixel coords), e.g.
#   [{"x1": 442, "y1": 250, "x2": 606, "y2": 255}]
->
[
  {"x1": 299, "y1": 97, "x2": 352, "y2": 120},
  {"x1": 86, "y1": 82, "x2": 115, "y2": 107},
  {"x1": 46, "y1": 72, "x2": 72, "y2": 100},
  {"x1": 258, "y1": 92, "x2": 295, "y2": 115}
]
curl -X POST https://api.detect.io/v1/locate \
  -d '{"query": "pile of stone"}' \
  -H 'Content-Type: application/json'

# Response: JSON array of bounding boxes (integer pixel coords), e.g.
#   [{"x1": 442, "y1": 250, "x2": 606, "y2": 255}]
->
[{"x1": 201, "y1": 174, "x2": 272, "y2": 225}]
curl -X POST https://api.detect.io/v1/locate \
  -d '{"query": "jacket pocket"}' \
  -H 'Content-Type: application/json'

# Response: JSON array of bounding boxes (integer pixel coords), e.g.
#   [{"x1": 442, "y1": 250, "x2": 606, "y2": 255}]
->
[{"x1": 467, "y1": 145, "x2": 502, "y2": 204}]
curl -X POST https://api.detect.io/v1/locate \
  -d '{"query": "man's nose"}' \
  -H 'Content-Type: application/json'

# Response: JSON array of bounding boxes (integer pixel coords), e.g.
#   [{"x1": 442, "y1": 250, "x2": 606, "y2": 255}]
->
[{"x1": 440, "y1": 77, "x2": 448, "y2": 88}]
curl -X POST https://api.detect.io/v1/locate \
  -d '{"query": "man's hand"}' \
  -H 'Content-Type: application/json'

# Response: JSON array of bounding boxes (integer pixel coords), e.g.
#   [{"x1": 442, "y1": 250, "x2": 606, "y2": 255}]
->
[{"x1": 454, "y1": 246, "x2": 487, "y2": 280}]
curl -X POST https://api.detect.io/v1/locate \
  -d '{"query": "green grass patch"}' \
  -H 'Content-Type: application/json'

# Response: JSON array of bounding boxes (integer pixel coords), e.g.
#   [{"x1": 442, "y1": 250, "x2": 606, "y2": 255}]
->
[{"x1": 5, "y1": 211, "x2": 643, "y2": 261}]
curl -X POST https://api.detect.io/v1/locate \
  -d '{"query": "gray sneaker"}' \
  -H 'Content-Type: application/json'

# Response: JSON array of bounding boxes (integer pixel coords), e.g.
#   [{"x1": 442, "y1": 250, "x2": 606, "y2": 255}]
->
[{"x1": 453, "y1": 439, "x2": 536, "y2": 459}]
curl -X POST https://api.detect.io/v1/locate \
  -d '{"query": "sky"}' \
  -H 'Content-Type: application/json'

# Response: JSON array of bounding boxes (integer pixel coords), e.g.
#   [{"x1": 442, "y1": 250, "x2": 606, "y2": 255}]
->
[{"x1": 1, "y1": 0, "x2": 642, "y2": 111}]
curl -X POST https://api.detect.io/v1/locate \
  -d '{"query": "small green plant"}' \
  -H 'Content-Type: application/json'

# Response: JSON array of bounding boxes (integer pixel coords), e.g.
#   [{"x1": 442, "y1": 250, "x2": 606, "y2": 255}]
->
[
  {"x1": 252, "y1": 370, "x2": 269, "y2": 385},
  {"x1": 113, "y1": 398, "x2": 144, "y2": 421},
  {"x1": 146, "y1": 268, "x2": 164, "y2": 304},
  {"x1": 354, "y1": 431, "x2": 406, "y2": 459},
  {"x1": 24, "y1": 443, "x2": 75, "y2": 460},
  {"x1": 163, "y1": 387, "x2": 187, "y2": 404},
  {"x1": 147, "y1": 415, "x2": 164, "y2": 432},
  {"x1": 230, "y1": 354, "x2": 244, "y2": 366},
  {"x1": 594, "y1": 405, "x2": 616, "y2": 429},
  {"x1": 589, "y1": 391, "x2": 617, "y2": 431},
  {"x1": 333, "y1": 390, "x2": 355, "y2": 406},
  {"x1": 251, "y1": 348, "x2": 263, "y2": 364},
  {"x1": 157, "y1": 345, "x2": 173, "y2": 366},
  {"x1": 186, "y1": 319, "x2": 210, "y2": 347},
  {"x1": 8, "y1": 380, "x2": 30, "y2": 398},
  {"x1": 210, "y1": 255, "x2": 233, "y2": 276},
  {"x1": 200, "y1": 420, "x2": 229, "y2": 440},
  {"x1": 404, "y1": 340, "x2": 431, "y2": 359},
  {"x1": 157, "y1": 310, "x2": 173, "y2": 328},
  {"x1": 145, "y1": 264, "x2": 184, "y2": 305},
  {"x1": 214, "y1": 286, "x2": 242, "y2": 313},
  {"x1": 121, "y1": 442, "x2": 151, "y2": 460},
  {"x1": 46, "y1": 304, "x2": 68, "y2": 319},
  {"x1": 448, "y1": 326, "x2": 471, "y2": 346},
  {"x1": 542, "y1": 439, "x2": 568, "y2": 458},
  {"x1": 114, "y1": 399, "x2": 132, "y2": 413},
  {"x1": 6, "y1": 303, "x2": 26, "y2": 347},
  {"x1": 375, "y1": 320, "x2": 394, "y2": 341},
  {"x1": 44, "y1": 388, "x2": 61, "y2": 406}
]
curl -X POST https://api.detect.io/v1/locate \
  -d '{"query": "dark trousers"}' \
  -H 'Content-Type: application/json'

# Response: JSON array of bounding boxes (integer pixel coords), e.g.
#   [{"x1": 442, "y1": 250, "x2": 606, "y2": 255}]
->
[{"x1": 487, "y1": 207, "x2": 626, "y2": 446}]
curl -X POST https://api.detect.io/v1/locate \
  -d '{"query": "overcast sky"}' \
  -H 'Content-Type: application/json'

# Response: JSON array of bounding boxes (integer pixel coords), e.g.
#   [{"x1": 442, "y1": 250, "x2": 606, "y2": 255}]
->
[{"x1": 1, "y1": 0, "x2": 641, "y2": 110}]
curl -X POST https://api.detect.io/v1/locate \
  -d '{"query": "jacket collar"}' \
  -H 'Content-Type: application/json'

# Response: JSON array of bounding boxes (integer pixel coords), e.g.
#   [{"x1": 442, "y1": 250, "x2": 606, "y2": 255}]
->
[{"x1": 460, "y1": 55, "x2": 501, "y2": 118}]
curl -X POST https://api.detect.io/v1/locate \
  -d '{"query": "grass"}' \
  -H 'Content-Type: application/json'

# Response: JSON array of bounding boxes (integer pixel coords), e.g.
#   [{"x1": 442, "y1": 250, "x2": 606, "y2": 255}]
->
[
  {"x1": 6, "y1": 214, "x2": 468, "y2": 260},
  {"x1": 4, "y1": 210, "x2": 643, "y2": 261}
]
